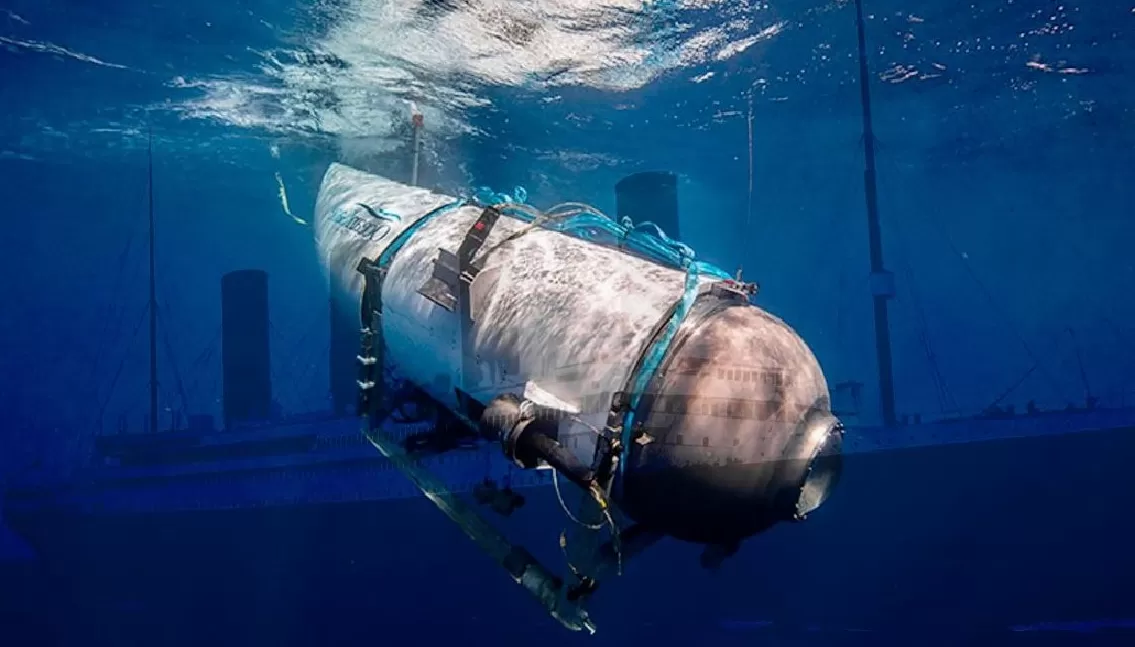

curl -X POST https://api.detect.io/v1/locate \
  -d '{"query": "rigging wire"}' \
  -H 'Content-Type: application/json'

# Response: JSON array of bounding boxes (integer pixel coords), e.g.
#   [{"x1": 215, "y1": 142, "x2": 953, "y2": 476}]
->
[
  {"x1": 86, "y1": 237, "x2": 147, "y2": 433},
  {"x1": 89, "y1": 130, "x2": 160, "y2": 434},
  {"x1": 147, "y1": 123, "x2": 159, "y2": 437},
  {"x1": 916, "y1": 206, "x2": 1067, "y2": 403},
  {"x1": 1100, "y1": 316, "x2": 1135, "y2": 403},
  {"x1": 269, "y1": 316, "x2": 329, "y2": 412},
  {"x1": 745, "y1": 91, "x2": 754, "y2": 251},
  {"x1": 908, "y1": 268, "x2": 955, "y2": 413},
  {"x1": 1065, "y1": 327, "x2": 1093, "y2": 401},
  {"x1": 1035, "y1": 223, "x2": 1132, "y2": 405},
  {"x1": 872, "y1": 151, "x2": 958, "y2": 414},
  {"x1": 93, "y1": 305, "x2": 150, "y2": 432},
  {"x1": 158, "y1": 298, "x2": 191, "y2": 423},
  {"x1": 265, "y1": 304, "x2": 335, "y2": 410},
  {"x1": 887, "y1": 219, "x2": 958, "y2": 414},
  {"x1": 848, "y1": 1, "x2": 1073, "y2": 411},
  {"x1": 1031, "y1": 203, "x2": 1135, "y2": 405},
  {"x1": 824, "y1": 133, "x2": 858, "y2": 386},
  {"x1": 987, "y1": 363, "x2": 1038, "y2": 410},
  {"x1": 267, "y1": 318, "x2": 298, "y2": 410},
  {"x1": 184, "y1": 326, "x2": 221, "y2": 410},
  {"x1": 85, "y1": 215, "x2": 142, "y2": 402},
  {"x1": 82, "y1": 174, "x2": 149, "y2": 431},
  {"x1": 208, "y1": 371, "x2": 221, "y2": 418},
  {"x1": 279, "y1": 309, "x2": 328, "y2": 408}
]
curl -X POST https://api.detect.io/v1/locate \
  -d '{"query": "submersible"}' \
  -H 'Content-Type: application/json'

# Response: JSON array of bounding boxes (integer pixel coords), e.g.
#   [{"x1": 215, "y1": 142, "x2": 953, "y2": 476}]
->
[{"x1": 316, "y1": 163, "x2": 843, "y2": 629}]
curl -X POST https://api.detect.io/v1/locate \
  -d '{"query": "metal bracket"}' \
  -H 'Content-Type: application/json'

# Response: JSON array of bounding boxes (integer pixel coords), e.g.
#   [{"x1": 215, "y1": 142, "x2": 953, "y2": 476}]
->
[
  {"x1": 558, "y1": 390, "x2": 630, "y2": 602},
  {"x1": 354, "y1": 239, "x2": 596, "y2": 634},
  {"x1": 415, "y1": 207, "x2": 504, "y2": 398},
  {"x1": 359, "y1": 414, "x2": 596, "y2": 634},
  {"x1": 416, "y1": 206, "x2": 502, "y2": 312},
  {"x1": 418, "y1": 249, "x2": 461, "y2": 312},
  {"x1": 596, "y1": 392, "x2": 630, "y2": 495},
  {"x1": 712, "y1": 277, "x2": 760, "y2": 302}
]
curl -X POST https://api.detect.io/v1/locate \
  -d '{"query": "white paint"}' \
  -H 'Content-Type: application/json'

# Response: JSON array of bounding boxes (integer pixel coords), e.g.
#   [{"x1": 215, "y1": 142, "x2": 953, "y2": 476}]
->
[{"x1": 315, "y1": 163, "x2": 719, "y2": 463}]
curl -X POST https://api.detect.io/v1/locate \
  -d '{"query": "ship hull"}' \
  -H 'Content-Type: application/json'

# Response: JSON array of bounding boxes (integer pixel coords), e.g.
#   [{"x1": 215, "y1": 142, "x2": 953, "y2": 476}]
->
[{"x1": 5, "y1": 424, "x2": 1135, "y2": 646}]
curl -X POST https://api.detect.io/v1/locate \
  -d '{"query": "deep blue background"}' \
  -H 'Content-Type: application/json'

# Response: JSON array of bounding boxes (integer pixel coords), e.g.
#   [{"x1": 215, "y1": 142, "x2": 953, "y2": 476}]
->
[{"x1": 1, "y1": 0, "x2": 1133, "y2": 644}]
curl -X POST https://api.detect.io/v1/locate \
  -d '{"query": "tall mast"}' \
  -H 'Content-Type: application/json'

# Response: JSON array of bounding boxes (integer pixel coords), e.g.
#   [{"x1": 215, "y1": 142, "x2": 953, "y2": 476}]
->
[
  {"x1": 147, "y1": 127, "x2": 159, "y2": 434},
  {"x1": 853, "y1": 0, "x2": 897, "y2": 427},
  {"x1": 410, "y1": 110, "x2": 424, "y2": 186}
]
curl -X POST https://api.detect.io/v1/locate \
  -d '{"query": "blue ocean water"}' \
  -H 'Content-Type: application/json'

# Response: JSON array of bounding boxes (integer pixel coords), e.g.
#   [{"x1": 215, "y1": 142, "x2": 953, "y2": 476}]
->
[{"x1": 1, "y1": 0, "x2": 1133, "y2": 645}]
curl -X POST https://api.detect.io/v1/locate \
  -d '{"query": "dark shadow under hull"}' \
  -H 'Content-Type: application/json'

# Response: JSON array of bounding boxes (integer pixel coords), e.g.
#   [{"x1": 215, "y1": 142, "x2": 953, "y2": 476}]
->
[{"x1": 5, "y1": 425, "x2": 1135, "y2": 646}]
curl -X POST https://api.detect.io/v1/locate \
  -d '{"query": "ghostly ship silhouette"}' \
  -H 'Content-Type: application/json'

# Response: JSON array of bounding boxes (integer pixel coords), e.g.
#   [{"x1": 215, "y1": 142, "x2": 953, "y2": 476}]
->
[
  {"x1": 6, "y1": 2, "x2": 1135, "y2": 634},
  {"x1": 5, "y1": 161, "x2": 1135, "y2": 643}
]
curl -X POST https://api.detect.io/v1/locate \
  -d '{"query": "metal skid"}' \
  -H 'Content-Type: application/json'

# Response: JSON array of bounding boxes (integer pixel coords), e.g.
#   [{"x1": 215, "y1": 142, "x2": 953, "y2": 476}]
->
[{"x1": 351, "y1": 205, "x2": 646, "y2": 633}]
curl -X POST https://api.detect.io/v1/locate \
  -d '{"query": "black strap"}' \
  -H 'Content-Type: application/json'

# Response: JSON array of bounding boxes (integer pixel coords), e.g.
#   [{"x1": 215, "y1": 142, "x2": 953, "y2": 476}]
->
[
  {"x1": 358, "y1": 206, "x2": 504, "y2": 421},
  {"x1": 456, "y1": 207, "x2": 501, "y2": 395},
  {"x1": 356, "y1": 257, "x2": 387, "y2": 420},
  {"x1": 599, "y1": 280, "x2": 753, "y2": 491}
]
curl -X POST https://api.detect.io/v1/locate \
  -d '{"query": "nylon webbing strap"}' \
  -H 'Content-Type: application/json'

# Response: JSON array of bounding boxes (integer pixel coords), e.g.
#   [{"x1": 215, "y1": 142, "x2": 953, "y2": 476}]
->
[
  {"x1": 612, "y1": 263, "x2": 704, "y2": 479},
  {"x1": 355, "y1": 199, "x2": 465, "y2": 419},
  {"x1": 457, "y1": 207, "x2": 501, "y2": 395},
  {"x1": 610, "y1": 268, "x2": 755, "y2": 483},
  {"x1": 351, "y1": 198, "x2": 596, "y2": 634}
]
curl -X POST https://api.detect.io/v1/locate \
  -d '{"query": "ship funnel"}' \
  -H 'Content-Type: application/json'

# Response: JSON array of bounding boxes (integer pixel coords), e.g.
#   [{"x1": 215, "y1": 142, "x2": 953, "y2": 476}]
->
[
  {"x1": 221, "y1": 269, "x2": 272, "y2": 429},
  {"x1": 615, "y1": 171, "x2": 680, "y2": 241}
]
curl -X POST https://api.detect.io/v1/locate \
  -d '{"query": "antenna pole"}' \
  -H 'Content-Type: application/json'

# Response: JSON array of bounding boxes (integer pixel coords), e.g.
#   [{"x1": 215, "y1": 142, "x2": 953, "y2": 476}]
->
[
  {"x1": 411, "y1": 111, "x2": 424, "y2": 186},
  {"x1": 740, "y1": 91, "x2": 754, "y2": 279},
  {"x1": 147, "y1": 126, "x2": 159, "y2": 434},
  {"x1": 854, "y1": 0, "x2": 897, "y2": 427}
]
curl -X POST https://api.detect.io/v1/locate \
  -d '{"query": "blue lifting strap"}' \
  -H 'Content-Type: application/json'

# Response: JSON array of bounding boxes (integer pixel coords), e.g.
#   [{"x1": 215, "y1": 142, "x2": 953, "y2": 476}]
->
[
  {"x1": 616, "y1": 259, "x2": 716, "y2": 479},
  {"x1": 368, "y1": 187, "x2": 733, "y2": 486},
  {"x1": 377, "y1": 199, "x2": 467, "y2": 269}
]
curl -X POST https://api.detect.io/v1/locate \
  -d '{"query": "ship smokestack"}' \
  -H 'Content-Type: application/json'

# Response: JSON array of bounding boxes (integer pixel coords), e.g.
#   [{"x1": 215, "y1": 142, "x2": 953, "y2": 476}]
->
[
  {"x1": 615, "y1": 171, "x2": 681, "y2": 240},
  {"x1": 221, "y1": 269, "x2": 272, "y2": 429}
]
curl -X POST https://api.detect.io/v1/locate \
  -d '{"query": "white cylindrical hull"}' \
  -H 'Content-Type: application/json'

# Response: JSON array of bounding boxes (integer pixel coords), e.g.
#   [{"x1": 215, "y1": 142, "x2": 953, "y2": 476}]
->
[
  {"x1": 315, "y1": 163, "x2": 842, "y2": 544},
  {"x1": 316, "y1": 163, "x2": 708, "y2": 463}
]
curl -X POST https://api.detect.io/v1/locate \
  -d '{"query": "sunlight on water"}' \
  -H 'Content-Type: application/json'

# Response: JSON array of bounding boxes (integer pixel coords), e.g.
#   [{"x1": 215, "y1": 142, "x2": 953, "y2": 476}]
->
[
  {"x1": 0, "y1": 35, "x2": 128, "y2": 69},
  {"x1": 1, "y1": 2, "x2": 1135, "y2": 643},
  {"x1": 172, "y1": 0, "x2": 784, "y2": 147}
]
